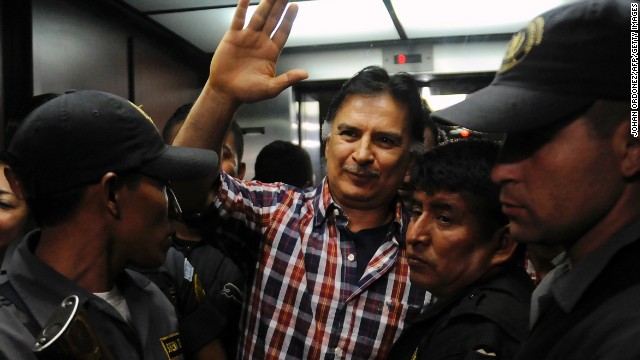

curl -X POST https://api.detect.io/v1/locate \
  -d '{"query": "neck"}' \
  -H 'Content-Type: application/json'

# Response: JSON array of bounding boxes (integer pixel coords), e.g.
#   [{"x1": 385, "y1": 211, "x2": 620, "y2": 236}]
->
[
  {"x1": 569, "y1": 186, "x2": 640, "y2": 264},
  {"x1": 37, "y1": 220, "x2": 116, "y2": 293},
  {"x1": 339, "y1": 203, "x2": 395, "y2": 233}
]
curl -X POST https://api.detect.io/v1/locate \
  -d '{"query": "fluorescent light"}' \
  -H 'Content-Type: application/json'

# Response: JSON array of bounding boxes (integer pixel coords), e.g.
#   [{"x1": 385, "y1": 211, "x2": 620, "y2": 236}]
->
[
  {"x1": 246, "y1": 0, "x2": 400, "y2": 47},
  {"x1": 301, "y1": 122, "x2": 320, "y2": 131},
  {"x1": 423, "y1": 93, "x2": 467, "y2": 111},
  {"x1": 301, "y1": 139, "x2": 321, "y2": 149}
]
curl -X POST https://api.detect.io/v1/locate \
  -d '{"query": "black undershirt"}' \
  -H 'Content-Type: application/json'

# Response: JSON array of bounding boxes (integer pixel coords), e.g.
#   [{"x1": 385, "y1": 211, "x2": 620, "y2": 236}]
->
[{"x1": 342, "y1": 222, "x2": 393, "y2": 280}]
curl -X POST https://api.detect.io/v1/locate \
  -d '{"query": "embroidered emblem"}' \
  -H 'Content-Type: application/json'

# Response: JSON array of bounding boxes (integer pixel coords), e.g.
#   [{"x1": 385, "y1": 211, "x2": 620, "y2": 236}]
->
[{"x1": 499, "y1": 17, "x2": 544, "y2": 73}]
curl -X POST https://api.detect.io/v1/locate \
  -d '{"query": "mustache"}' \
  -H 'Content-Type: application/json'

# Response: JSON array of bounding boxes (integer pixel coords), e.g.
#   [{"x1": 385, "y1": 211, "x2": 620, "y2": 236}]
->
[{"x1": 343, "y1": 166, "x2": 380, "y2": 178}]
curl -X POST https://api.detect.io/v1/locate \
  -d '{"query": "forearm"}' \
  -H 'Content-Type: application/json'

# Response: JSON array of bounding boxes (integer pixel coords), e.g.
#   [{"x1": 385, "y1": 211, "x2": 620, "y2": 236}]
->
[{"x1": 170, "y1": 0, "x2": 307, "y2": 212}]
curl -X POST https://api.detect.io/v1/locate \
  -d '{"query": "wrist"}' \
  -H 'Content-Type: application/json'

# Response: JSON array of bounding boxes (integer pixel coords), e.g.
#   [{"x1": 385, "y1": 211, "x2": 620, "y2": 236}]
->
[{"x1": 204, "y1": 79, "x2": 241, "y2": 112}]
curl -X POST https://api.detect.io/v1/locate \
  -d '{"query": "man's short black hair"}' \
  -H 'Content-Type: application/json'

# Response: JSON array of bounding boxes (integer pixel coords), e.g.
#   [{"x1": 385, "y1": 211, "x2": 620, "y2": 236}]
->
[
  {"x1": 254, "y1": 140, "x2": 313, "y2": 188},
  {"x1": 410, "y1": 139, "x2": 507, "y2": 238},
  {"x1": 163, "y1": 103, "x2": 244, "y2": 163},
  {"x1": 162, "y1": 103, "x2": 193, "y2": 143}
]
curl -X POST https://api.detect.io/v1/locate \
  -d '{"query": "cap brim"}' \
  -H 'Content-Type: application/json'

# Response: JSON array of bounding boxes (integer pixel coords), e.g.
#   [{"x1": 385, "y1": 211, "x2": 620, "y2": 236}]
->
[
  {"x1": 431, "y1": 84, "x2": 595, "y2": 133},
  {"x1": 141, "y1": 145, "x2": 218, "y2": 181}
]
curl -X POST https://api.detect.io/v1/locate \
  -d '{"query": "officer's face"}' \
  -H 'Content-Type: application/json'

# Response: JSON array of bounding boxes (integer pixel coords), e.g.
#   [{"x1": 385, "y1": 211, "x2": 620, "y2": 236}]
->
[
  {"x1": 491, "y1": 101, "x2": 629, "y2": 252},
  {"x1": 118, "y1": 175, "x2": 174, "y2": 268}
]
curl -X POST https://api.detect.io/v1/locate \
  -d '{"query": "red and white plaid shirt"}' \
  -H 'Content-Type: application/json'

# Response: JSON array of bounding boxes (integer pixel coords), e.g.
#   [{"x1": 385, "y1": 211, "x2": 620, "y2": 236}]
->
[{"x1": 215, "y1": 174, "x2": 429, "y2": 360}]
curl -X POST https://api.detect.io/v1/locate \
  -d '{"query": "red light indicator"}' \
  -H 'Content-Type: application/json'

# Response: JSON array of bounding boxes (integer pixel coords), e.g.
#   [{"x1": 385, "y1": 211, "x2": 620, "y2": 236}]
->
[
  {"x1": 460, "y1": 129, "x2": 470, "y2": 138},
  {"x1": 397, "y1": 54, "x2": 406, "y2": 64}
]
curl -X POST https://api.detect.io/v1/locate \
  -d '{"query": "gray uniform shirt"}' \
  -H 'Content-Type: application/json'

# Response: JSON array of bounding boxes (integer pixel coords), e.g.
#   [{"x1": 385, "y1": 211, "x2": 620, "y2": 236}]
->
[
  {"x1": 523, "y1": 219, "x2": 640, "y2": 359},
  {"x1": 0, "y1": 231, "x2": 184, "y2": 360}
]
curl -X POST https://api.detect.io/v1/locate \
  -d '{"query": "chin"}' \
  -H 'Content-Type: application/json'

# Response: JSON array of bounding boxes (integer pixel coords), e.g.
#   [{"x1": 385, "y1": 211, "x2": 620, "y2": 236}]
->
[{"x1": 409, "y1": 275, "x2": 431, "y2": 289}]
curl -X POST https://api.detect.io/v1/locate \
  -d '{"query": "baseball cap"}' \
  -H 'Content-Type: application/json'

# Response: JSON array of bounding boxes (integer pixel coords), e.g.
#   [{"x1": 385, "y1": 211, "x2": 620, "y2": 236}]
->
[
  {"x1": 432, "y1": 0, "x2": 630, "y2": 133},
  {"x1": 5, "y1": 90, "x2": 218, "y2": 196}
]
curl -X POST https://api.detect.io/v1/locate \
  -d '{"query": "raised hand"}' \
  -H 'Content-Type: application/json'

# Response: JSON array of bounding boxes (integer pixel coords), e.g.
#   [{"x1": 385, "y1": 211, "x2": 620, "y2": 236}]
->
[{"x1": 207, "y1": 0, "x2": 309, "y2": 105}]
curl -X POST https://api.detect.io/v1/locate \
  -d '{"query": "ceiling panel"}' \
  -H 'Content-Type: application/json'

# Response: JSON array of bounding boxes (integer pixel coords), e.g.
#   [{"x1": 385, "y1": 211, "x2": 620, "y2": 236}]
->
[
  {"x1": 283, "y1": 0, "x2": 399, "y2": 48},
  {"x1": 123, "y1": 0, "x2": 245, "y2": 12},
  {"x1": 123, "y1": 0, "x2": 587, "y2": 53},
  {"x1": 149, "y1": 0, "x2": 399, "y2": 52},
  {"x1": 392, "y1": 0, "x2": 585, "y2": 38},
  {"x1": 151, "y1": 8, "x2": 237, "y2": 53}
]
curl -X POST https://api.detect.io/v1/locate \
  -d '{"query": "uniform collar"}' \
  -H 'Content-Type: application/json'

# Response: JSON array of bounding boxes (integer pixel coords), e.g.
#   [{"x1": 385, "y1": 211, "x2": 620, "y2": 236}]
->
[{"x1": 549, "y1": 219, "x2": 640, "y2": 313}]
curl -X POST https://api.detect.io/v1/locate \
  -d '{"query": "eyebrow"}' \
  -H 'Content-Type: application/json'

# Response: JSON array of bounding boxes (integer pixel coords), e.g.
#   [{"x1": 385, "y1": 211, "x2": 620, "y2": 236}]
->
[
  {"x1": 336, "y1": 123, "x2": 356, "y2": 133},
  {"x1": 335, "y1": 123, "x2": 403, "y2": 141},
  {"x1": 428, "y1": 201, "x2": 454, "y2": 212}
]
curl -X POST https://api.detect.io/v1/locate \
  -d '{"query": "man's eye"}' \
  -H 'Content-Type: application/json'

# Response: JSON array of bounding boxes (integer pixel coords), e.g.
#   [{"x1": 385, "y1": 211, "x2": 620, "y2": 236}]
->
[
  {"x1": 377, "y1": 136, "x2": 401, "y2": 147},
  {"x1": 0, "y1": 201, "x2": 15, "y2": 210},
  {"x1": 409, "y1": 207, "x2": 422, "y2": 218},
  {"x1": 437, "y1": 215, "x2": 451, "y2": 224}
]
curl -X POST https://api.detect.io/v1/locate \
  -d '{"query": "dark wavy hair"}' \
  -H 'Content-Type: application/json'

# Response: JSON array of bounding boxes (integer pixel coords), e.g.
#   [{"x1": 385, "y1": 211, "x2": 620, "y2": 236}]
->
[{"x1": 322, "y1": 66, "x2": 425, "y2": 148}]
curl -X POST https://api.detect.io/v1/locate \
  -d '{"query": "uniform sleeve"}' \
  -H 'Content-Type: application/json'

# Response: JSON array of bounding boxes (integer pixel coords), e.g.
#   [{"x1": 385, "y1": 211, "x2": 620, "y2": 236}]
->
[
  {"x1": 179, "y1": 300, "x2": 227, "y2": 357},
  {"x1": 0, "y1": 303, "x2": 40, "y2": 360}
]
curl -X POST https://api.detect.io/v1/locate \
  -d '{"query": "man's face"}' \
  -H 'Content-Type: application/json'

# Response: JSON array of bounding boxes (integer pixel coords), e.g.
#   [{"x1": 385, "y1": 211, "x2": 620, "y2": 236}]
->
[
  {"x1": 221, "y1": 131, "x2": 245, "y2": 180},
  {"x1": 324, "y1": 93, "x2": 412, "y2": 211},
  {"x1": 406, "y1": 191, "x2": 498, "y2": 298},
  {"x1": 491, "y1": 102, "x2": 624, "y2": 247},
  {"x1": 117, "y1": 176, "x2": 174, "y2": 268}
]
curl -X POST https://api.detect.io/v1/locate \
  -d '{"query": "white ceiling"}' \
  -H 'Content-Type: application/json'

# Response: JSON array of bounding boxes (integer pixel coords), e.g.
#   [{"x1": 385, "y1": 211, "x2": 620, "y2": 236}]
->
[{"x1": 119, "y1": 0, "x2": 584, "y2": 53}]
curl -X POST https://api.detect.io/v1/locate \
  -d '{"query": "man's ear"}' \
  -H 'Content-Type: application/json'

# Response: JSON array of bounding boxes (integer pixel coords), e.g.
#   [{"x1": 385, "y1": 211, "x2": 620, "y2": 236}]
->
[
  {"x1": 489, "y1": 225, "x2": 518, "y2": 267},
  {"x1": 4, "y1": 167, "x2": 25, "y2": 201},
  {"x1": 324, "y1": 135, "x2": 331, "y2": 159},
  {"x1": 100, "y1": 172, "x2": 121, "y2": 219}
]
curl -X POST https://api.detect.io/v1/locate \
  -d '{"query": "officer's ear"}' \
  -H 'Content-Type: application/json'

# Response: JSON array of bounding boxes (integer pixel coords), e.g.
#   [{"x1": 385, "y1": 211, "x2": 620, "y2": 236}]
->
[
  {"x1": 618, "y1": 122, "x2": 640, "y2": 178},
  {"x1": 489, "y1": 225, "x2": 517, "y2": 267},
  {"x1": 100, "y1": 172, "x2": 121, "y2": 219},
  {"x1": 4, "y1": 167, "x2": 25, "y2": 201}
]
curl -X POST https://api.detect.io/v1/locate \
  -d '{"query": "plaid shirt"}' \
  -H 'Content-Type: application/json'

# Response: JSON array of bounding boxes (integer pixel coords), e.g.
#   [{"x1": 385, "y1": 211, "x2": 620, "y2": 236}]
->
[{"x1": 215, "y1": 174, "x2": 429, "y2": 360}]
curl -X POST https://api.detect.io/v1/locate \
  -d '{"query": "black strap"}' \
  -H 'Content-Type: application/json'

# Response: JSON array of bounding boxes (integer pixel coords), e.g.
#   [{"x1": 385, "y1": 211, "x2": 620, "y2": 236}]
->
[
  {"x1": 0, "y1": 280, "x2": 41, "y2": 336},
  {"x1": 516, "y1": 239, "x2": 640, "y2": 359}
]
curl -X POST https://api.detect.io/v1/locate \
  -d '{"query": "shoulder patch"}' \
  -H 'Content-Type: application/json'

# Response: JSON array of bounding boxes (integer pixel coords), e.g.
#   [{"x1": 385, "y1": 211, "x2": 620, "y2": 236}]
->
[{"x1": 159, "y1": 332, "x2": 183, "y2": 360}]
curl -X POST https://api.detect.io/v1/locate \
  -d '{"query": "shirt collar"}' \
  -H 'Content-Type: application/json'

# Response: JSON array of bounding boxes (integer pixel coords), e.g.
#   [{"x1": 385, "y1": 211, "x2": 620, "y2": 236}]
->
[
  {"x1": 312, "y1": 178, "x2": 407, "y2": 242},
  {"x1": 8, "y1": 230, "x2": 146, "y2": 325}
]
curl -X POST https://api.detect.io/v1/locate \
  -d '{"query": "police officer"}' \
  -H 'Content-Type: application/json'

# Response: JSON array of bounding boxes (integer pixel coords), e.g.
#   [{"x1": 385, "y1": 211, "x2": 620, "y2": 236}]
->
[{"x1": 0, "y1": 90, "x2": 218, "y2": 359}]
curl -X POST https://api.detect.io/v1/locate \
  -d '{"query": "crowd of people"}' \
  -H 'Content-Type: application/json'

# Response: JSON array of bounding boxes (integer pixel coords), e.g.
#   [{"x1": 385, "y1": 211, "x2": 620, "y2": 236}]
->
[{"x1": 0, "y1": 0, "x2": 636, "y2": 359}]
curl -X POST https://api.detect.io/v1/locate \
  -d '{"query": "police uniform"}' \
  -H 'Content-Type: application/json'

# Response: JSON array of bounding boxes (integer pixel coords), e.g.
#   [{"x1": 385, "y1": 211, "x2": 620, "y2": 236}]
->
[
  {"x1": 0, "y1": 232, "x2": 185, "y2": 360},
  {"x1": 389, "y1": 265, "x2": 534, "y2": 360}
]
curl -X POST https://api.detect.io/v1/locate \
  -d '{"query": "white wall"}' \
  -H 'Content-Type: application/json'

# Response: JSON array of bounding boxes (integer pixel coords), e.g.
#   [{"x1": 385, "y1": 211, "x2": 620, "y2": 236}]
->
[{"x1": 278, "y1": 40, "x2": 509, "y2": 80}]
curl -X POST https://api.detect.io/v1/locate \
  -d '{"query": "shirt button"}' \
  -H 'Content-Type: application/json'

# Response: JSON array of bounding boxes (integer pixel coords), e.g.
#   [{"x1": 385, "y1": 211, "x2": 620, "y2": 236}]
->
[
  {"x1": 335, "y1": 348, "x2": 343, "y2": 357},
  {"x1": 347, "y1": 254, "x2": 355, "y2": 261},
  {"x1": 333, "y1": 209, "x2": 340, "y2": 216}
]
